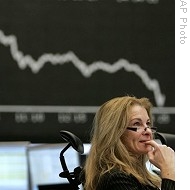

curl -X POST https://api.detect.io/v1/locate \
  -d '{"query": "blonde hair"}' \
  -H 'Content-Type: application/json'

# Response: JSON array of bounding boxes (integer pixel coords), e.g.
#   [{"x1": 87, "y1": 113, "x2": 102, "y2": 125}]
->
[{"x1": 83, "y1": 95, "x2": 161, "y2": 190}]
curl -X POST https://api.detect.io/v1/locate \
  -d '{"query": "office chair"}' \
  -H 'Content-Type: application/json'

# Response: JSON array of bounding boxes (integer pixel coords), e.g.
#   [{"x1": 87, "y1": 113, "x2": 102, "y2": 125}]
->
[{"x1": 59, "y1": 130, "x2": 84, "y2": 190}]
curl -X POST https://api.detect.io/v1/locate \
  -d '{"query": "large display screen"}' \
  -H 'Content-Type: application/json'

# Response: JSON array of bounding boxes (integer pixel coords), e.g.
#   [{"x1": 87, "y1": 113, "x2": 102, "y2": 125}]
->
[{"x1": 0, "y1": 0, "x2": 175, "y2": 143}]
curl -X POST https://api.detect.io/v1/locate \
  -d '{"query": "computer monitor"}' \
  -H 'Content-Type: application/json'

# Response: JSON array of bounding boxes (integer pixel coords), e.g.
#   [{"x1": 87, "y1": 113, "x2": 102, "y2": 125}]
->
[
  {"x1": 27, "y1": 143, "x2": 80, "y2": 190},
  {"x1": 0, "y1": 141, "x2": 29, "y2": 190}
]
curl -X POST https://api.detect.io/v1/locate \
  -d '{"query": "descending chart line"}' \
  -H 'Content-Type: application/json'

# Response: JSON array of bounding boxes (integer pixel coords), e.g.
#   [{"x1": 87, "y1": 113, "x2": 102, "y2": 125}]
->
[{"x1": 0, "y1": 29, "x2": 165, "y2": 106}]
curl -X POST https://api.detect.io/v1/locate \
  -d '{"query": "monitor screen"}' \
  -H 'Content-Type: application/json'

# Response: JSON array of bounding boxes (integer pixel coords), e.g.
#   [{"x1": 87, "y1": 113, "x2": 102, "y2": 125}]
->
[
  {"x1": 27, "y1": 143, "x2": 80, "y2": 190},
  {"x1": 0, "y1": 141, "x2": 29, "y2": 190}
]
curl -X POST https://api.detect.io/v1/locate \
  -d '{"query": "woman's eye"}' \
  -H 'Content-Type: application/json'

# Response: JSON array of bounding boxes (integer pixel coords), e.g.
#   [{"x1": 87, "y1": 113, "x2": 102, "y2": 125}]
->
[{"x1": 133, "y1": 122, "x2": 141, "y2": 126}]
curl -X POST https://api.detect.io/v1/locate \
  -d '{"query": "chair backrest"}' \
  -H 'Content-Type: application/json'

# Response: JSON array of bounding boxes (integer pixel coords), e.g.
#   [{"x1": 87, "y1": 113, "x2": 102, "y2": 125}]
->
[{"x1": 155, "y1": 132, "x2": 175, "y2": 151}]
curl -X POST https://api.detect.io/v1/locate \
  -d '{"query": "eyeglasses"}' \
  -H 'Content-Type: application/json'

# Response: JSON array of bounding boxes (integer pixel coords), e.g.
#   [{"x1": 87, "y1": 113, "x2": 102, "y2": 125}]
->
[{"x1": 126, "y1": 126, "x2": 157, "y2": 133}]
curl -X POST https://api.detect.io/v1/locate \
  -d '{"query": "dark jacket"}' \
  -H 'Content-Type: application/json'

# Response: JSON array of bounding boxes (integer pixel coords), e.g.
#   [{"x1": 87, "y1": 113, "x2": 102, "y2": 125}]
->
[{"x1": 96, "y1": 169, "x2": 175, "y2": 190}]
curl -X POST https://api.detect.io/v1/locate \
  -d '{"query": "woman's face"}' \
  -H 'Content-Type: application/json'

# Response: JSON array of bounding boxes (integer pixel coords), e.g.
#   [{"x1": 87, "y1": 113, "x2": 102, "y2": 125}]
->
[{"x1": 120, "y1": 105, "x2": 153, "y2": 155}]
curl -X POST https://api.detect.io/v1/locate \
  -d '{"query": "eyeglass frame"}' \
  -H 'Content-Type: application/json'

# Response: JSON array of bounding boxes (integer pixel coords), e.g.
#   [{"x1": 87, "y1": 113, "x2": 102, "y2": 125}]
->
[{"x1": 126, "y1": 126, "x2": 157, "y2": 133}]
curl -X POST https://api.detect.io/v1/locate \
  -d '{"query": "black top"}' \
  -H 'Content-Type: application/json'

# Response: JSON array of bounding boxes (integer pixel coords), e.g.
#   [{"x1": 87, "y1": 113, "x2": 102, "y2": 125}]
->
[{"x1": 96, "y1": 169, "x2": 175, "y2": 190}]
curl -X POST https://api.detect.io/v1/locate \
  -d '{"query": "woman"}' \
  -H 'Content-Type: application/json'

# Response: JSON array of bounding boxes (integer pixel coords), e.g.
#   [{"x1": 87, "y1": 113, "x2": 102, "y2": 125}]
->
[{"x1": 82, "y1": 95, "x2": 175, "y2": 190}]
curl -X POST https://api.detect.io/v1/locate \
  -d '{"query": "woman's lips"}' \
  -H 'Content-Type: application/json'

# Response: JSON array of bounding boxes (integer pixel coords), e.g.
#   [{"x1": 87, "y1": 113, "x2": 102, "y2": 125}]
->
[{"x1": 139, "y1": 140, "x2": 150, "y2": 143}]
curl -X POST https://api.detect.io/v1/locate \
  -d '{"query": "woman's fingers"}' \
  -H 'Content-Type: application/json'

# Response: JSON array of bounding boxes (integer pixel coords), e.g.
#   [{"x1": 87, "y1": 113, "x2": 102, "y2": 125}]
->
[{"x1": 144, "y1": 140, "x2": 159, "y2": 149}]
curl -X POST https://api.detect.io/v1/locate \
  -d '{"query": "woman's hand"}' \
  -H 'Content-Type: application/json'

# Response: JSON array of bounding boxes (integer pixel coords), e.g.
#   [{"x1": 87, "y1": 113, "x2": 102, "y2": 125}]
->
[{"x1": 145, "y1": 140, "x2": 175, "y2": 180}]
